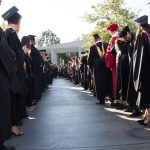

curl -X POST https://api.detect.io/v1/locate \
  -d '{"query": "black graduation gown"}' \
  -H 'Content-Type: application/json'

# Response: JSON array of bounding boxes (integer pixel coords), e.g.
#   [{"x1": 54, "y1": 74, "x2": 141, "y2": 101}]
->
[
  {"x1": 133, "y1": 32, "x2": 150, "y2": 108},
  {"x1": 43, "y1": 61, "x2": 49, "y2": 88},
  {"x1": 5, "y1": 28, "x2": 27, "y2": 124},
  {"x1": 53, "y1": 66, "x2": 58, "y2": 78},
  {"x1": 126, "y1": 36, "x2": 139, "y2": 111},
  {"x1": 25, "y1": 54, "x2": 33, "y2": 107},
  {"x1": 88, "y1": 42, "x2": 111, "y2": 100},
  {"x1": 80, "y1": 55, "x2": 88, "y2": 89},
  {"x1": 48, "y1": 64, "x2": 53, "y2": 84},
  {"x1": 0, "y1": 27, "x2": 16, "y2": 141},
  {"x1": 30, "y1": 45, "x2": 42, "y2": 100},
  {"x1": 115, "y1": 40, "x2": 130, "y2": 101}
]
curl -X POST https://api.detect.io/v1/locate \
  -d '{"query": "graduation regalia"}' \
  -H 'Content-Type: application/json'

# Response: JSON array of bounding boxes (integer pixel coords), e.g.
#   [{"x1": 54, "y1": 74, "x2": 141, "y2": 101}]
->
[
  {"x1": 5, "y1": 28, "x2": 27, "y2": 124},
  {"x1": 88, "y1": 41, "x2": 111, "y2": 102},
  {"x1": 80, "y1": 54, "x2": 88, "y2": 90},
  {"x1": 105, "y1": 24, "x2": 119, "y2": 97},
  {"x1": 0, "y1": 27, "x2": 16, "y2": 141},
  {"x1": 25, "y1": 54, "x2": 33, "y2": 107},
  {"x1": 114, "y1": 40, "x2": 130, "y2": 101},
  {"x1": 105, "y1": 35, "x2": 118, "y2": 97},
  {"x1": 133, "y1": 31, "x2": 150, "y2": 108},
  {"x1": 30, "y1": 44, "x2": 42, "y2": 100}
]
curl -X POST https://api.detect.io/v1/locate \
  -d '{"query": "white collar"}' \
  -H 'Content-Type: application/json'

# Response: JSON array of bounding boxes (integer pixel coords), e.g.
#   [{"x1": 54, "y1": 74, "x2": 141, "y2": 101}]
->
[
  {"x1": 112, "y1": 32, "x2": 119, "y2": 37},
  {"x1": 96, "y1": 40, "x2": 101, "y2": 44},
  {"x1": 6, "y1": 25, "x2": 15, "y2": 31}
]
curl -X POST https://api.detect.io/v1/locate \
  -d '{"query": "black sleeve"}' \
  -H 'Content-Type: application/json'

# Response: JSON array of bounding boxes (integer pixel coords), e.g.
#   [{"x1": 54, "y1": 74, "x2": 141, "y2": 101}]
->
[
  {"x1": 110, "y1": 41, "x2": 117, "y2": 55},
  {"x1": 0, "y1": 37, "x2": 16, "y2": 79},
  {"x1": 103, "y1": 43, "x2": 108, "y2": 52},
  {"x1": 87, "y1": 46, "x2": 94, "y2": 69},
  {"x1": 0, "y1": 28, "x2": 16, "y2": 79},
  {"x1": 30, "y1": 48, "x2": 41, "y2": 73},
  {"x1": 6, "y1": 32, "x2": 21, "y2": 54},
  {"x1": 6, "y1": 31, "x2": 25, "y2": 63}
]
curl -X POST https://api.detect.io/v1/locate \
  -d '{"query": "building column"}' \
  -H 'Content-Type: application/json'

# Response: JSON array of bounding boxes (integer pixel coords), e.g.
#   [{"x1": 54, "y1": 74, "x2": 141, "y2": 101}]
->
[{"x1": 51, "y1": 49, "x2": 58, "y2": 64}]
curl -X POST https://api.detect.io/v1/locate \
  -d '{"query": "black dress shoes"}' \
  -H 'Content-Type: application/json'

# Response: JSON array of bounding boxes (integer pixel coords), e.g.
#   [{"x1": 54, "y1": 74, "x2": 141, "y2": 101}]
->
[
  {"x1": 124, "y1": 107, "x2": 133, "y2": 112},
  {"x1": 137, "y1": 119, "x2": 150, "y2": 126},
  {"x1": 110, "y1": 102, "x2": 120, "y2": 107},
  {"x1": 129, "y1": 111, "x2": 141, "y2": 118},
  {"x1": 116, "y1": 104, "x2": 128, "y2": 110},
  {"x1": 137, "y1": 119, "x2": 145, "y2": 125}
]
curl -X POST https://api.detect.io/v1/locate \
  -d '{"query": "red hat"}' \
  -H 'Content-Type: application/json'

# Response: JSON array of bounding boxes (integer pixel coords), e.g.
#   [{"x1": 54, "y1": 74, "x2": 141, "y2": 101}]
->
[{"x1": 106, "y1": 24, "x2": 119, "y2": 31}]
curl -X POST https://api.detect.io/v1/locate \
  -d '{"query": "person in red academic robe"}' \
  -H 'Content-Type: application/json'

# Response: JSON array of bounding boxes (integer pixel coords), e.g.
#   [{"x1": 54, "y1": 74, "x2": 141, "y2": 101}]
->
[{"x1": 105, "y1": 24, "x2": 119, "y2": 104}]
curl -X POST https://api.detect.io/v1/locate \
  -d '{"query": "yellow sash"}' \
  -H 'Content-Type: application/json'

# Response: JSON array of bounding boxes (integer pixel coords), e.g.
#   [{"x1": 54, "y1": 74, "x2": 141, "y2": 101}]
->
[{"x1": 96, "y1": 43, "x2": 105, "y2": 58}]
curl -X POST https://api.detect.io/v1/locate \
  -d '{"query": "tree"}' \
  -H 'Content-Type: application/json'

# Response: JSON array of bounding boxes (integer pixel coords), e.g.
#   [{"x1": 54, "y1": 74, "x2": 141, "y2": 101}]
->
[
  {"x1": 36, "y1": 29, "x2": 60, "y2": 47},
  {"x1": 82, "y1": 0, "x2": 137, "y2": 51}
]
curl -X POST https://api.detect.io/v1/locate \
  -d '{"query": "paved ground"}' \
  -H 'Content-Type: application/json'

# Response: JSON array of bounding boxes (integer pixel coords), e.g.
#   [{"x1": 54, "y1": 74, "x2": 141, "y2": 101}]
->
[{"x1": 6, "y1": 79, "x2": 150, "y2": 150}]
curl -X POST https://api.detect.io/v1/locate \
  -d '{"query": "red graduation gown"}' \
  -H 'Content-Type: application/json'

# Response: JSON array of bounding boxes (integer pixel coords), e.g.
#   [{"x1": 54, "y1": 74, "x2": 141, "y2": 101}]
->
[{"x1": 105, "y1": 35, "x2": 118, "y2": 97}]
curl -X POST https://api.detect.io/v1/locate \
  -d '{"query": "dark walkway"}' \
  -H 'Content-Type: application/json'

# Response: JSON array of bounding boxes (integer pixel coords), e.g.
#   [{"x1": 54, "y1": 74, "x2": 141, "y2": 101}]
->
[{"x1": 6, "y1": 79, "x2": 150, "y2": 150}]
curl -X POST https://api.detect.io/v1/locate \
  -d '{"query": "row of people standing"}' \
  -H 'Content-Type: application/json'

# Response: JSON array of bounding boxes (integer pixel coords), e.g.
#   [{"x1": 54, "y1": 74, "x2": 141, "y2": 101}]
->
[
  {"x1": 62, "y1": 15, "x2": 150, "y2": 127},
  {"x1": 0, "y1": 5, "x2": 53, "y2": 150}
]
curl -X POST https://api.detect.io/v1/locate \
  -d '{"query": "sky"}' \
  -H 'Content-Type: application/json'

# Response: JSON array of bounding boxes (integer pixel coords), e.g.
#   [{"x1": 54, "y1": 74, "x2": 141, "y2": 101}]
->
[{"x1": 0, "y1": 0, "x2": 149, "y2": 43}]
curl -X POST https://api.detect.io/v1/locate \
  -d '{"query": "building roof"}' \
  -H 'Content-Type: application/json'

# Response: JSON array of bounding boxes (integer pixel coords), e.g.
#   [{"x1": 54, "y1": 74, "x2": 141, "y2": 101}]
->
[{"x1": 38, "y1": 40, "x2": 84, "y2": 54}]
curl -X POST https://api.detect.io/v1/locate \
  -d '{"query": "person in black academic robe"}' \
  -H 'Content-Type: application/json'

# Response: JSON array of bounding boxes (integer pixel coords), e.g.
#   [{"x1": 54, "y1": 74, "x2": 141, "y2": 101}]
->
[
  {"x1": 0, "y1": 24, "x2": 17, "y2": 149},
  {"x1": 48, "y1": 60, "x2": 53, "y2": 84},
  {"x1": 88, "y1": 34, "x2": 112, "y2": 104},
  {"x1": 114, "y1": 38, "x2": 130, "y2": 102},
  {"x1": 29, "y1": 35, "x2": 42, "y2": 100},
  {"x1": 80, "y1": 53, "x2": 88, "y2": 90},
  {"x1": 53, "y1": 65, "x2": 58, "y2": 78},
  {"x1": 133, "y1": 15, "x2": 150, "y2": 125},
  {"x1": 25, "y1": 54, "x2": 34, "y2": 109},
  {"x1": 118, "y1": 26, "x2": 141, "y2": 117},
  {"x1": 21, "y1": 36, "x2": 35, "y2": 112},
  {"x1": 4, "y1": 10, "x2": 26, "y2": 136}
]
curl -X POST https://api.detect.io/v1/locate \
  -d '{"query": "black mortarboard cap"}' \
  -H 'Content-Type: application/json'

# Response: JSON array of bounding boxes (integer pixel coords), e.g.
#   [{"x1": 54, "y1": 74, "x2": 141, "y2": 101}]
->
[
  {"x1": 2, "y1": 6, "x2": 19, "y2": 21},
  {"x1": 81, "y1": 52, "x2": 86, "y2": 54},
  {"x1": 39, "y1": 49, "x2": 46, "y2": 53},
  {"x1": 122, "y1": 26, "x2": 130, "y2": 32},
  {"x1": 28, "y1": 35, "x2": 36, "y2": 41},
  {"x1": 118, "y1": 31, "x2": 127, "y2": 38},
  {"x1": 42, "y1": 49, "x2": 46, "y2": 52},
  {"x1": 93, "y1": 34, "x2": 100, "y2": 39},
  {"x1": 135, "y1": 15, "x2": 148, "y2": 25}
]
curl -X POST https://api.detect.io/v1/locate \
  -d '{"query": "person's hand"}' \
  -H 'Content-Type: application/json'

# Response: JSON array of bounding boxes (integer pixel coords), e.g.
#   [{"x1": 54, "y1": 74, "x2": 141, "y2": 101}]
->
[{"x1": 22, "y1": 45, "x2": 28, "y2": 54}]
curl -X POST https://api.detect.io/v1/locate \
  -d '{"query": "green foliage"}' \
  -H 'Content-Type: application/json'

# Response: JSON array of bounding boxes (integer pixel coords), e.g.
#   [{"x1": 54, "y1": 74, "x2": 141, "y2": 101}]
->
[
  {"x1": 36, "y1": 29, "x2": 60, "y2": 47},
  {"x1": 82, "y1": 0, "x2": 137, "y2": 51}
]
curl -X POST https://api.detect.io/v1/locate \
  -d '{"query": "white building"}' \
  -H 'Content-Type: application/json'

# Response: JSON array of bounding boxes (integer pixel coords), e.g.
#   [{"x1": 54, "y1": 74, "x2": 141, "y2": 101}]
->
[{"x1": 38, "y1": 40, "x2": 84, "y2": 65}]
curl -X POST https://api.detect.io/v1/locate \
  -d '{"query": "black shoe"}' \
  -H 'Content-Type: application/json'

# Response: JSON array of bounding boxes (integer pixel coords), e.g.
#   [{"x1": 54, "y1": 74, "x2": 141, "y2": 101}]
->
[
  {"x1": 110, "y1": 102, "x2": 120, "y2": 107},
  {"x1": 116, "y1": 104, "x2": 128, "y2": 110},
  {"x1": 124, "y1": 107, "x2": 133, "y2": 113},
  {"x1": 137, "y1": 119, "x2": 145, "y2": 125},
  {"x1": 3, "y1": 146, "x2": 16, "y2": 150},
  {"x1": 137, "y1": 119, "x2": 150, "y2": 126},
  {"x1": 129, "y1": 112, "x2": 141, "y2": 118}
]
